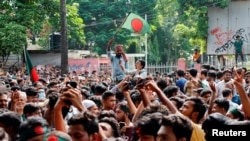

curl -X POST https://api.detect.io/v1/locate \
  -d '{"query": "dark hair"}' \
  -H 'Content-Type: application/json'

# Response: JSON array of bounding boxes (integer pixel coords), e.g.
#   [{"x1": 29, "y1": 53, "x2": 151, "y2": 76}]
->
[
  {"x1": 68, "y1": 111, "x2": 99, "y2": 135},
  {"x1": 169, "y1": 96, "x2": 184, "y2": 109},
  {"x1": 207, "y1": 70, "x2": 217, "y2": 80},
  {"x1": 25, "y1": 87, "x2": 38, "y2": 96},
  {"x1": 156, "y1": 79, "x2": 168, "y2": 90},
  {"x1": 94, "y1": 83, "x2": 107, "y2": 95},
  {"x1": 0, "y1": 111, "x2": 21, "y2": 135},
  {"x1": 213, "y1": 98, "x2": 230, "y2": 112},
  {"x1": 98, "y1": 110, "x2": 116, "y2": 120},
  {"x1": 117, "y1": 101, "x2": 130, "y2": 114},
  {"x1": 200, "y1": 69, "x2": 208, "y2": 77},
  {"x1": 185, "y1": 97, "x2": 207, "y2": 122},
  {"x1": 161, "y1": 114, "x2": 193, "y2": 141},
  {"x1": 47, "y1": 92, "x2": 69, "y2": 118},
  {"x1": 135, "y1": 113, "x2": 162, "y2": 138},
  {"x1": 130, "y1": 89, "x2": 141, "y2": 104},
  {"x1": 99, "y1": 117, "x2": 120, "y2": 137},
  {"x1": 216, "y1": 71, "x2": 224, "y2": 80},
  {"x1": 47, "y1": 82, "x2": 58, "y2": 89},
  {"x1": 176, "y1": 69, "x2": 185, "y2": 77},
  {"x1": 138, "y1": 103, "x2": 170, "y2": 119},
  {"x1": 80, "y1": 89, "x2": 91, "y2": 99},
  {"x1": 222, "y1": 88, "x2": 233, "y2": 97},
  {"x1": 137, "y1": 59, "x2": 145, "y2": 69},
  {"x1": 163, "y1": 85, "x2": 179, "y2": 98},
  {"x1": 189, "y1": 68, "x2": 198, "y2": 77},
  {"x1": 200, "y1": 89, "x2": 212, "y2": 97},
  {"x1": 102, "y1": 91, "x2": 115, "y2": 100},
  {"x1": 115, "y1": 91, "x2": 125, "y2": 102},
  {"x1": 23, "y1": 103, "x2": 40, "y2": 116},
  {"x1": 88, "y1": 95, "x2": 102, "y2": 109},
  {"x1": 201, "y1": 64, "x2": 210, "y2": 70}
]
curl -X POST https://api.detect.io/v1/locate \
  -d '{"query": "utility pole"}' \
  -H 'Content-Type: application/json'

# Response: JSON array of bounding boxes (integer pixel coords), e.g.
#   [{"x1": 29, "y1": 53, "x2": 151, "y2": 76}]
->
[
  {"x1": 60, "y1": 0, "x2": 68, "y2": 74},
  {"x1": 145, "y1": 14, "x2": 148, "y2": 69}
]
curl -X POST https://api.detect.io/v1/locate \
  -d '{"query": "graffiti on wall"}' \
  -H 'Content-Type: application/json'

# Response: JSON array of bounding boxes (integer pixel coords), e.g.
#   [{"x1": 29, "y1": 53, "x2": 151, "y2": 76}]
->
[
  {"x1": 207, "y1": 1, "x2": 250, "y2": 55},
  {"x1": 68, "y1": 59, "x2": 98, "y2": 74},
  {"x1": 209, "y1": 28, "x2": 250, "y2": 54}
]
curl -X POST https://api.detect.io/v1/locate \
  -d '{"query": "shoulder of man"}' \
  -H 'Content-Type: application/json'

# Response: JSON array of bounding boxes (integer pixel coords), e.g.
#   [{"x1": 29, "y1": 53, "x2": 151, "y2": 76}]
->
[{"x1": 139, "y1": 69, "x2": 146, "y2": 74}]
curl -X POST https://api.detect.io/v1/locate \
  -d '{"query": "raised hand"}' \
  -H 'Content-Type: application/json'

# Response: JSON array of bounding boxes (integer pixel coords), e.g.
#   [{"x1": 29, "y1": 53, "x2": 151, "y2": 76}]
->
[
  {"x1": 120, "y1": 81, "x2": 130, "y2": 92},
  {"x1": 233, "y1": 66, "x2": 244, "y2": 86},
  {"x1": 107, "y1": 38, "x2": 115, "y2": 46},
  {"x1": 60, "y1": 88, "x2": 85, "y2": 112},
  {"x1": 209, "y1": 81, "x2": 216, "y2": 93}
]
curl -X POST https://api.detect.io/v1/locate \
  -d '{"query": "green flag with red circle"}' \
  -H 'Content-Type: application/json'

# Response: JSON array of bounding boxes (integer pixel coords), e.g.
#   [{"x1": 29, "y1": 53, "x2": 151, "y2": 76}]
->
[{"x1": 121, "y1": 13, "x2": 150, "y2": 34}]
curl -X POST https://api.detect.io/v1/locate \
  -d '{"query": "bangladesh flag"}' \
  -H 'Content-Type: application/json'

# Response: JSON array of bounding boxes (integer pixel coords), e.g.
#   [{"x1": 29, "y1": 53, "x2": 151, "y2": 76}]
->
[
  {"x1": 25, "y1": 49, "x2": 39, "y2": 82},
  {"x1": 121, "y1": 13, "x2": 150, "y2": 34}
]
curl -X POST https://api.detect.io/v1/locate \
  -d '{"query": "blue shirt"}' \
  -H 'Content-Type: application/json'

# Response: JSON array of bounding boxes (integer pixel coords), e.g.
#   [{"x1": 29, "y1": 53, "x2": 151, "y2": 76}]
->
[
  {"x1": 176, "y1": 77, "x2": 187, "y2": 93},
  {"x1": 107, "y1": 50, "x2": 128, "y2": 81}
]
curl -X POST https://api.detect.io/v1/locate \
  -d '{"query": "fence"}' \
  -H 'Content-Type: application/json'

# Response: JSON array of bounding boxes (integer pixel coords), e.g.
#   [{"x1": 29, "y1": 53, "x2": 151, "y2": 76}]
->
[
  {"x1": 98, "y1": 62, "x2": 178, "y2": 75},
  {"x1": 147, "y1": 62, "x2": 177, "y2": 75}
]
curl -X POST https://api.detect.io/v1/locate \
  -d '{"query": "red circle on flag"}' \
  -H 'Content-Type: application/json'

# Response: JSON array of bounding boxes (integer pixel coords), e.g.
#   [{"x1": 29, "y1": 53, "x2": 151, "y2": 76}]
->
[
  {"x1": 34, "y1": 126, "x2": 44, "y2": 134},
  {"x1": 131, "y1": 18, "x2": 143, "y2": 32}
]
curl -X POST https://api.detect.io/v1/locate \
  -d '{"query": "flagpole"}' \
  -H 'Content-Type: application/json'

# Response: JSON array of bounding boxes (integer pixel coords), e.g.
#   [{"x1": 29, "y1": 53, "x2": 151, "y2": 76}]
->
[
  {"x1": 145, "y1": 14, "x2": 148, "y2": 69},
  {"x1": 23, "y1": 47, "x2": 27, "y2": 69},
  {"x1": 113, "y1": 13, "x2": 131, "y2": 38}
]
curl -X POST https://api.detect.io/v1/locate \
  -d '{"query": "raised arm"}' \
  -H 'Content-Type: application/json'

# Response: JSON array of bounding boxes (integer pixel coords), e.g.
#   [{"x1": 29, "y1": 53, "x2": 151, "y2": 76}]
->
[
  {"x1": 132, "y1": 101, "x2": 144, "y2": 123},
  {"x1": 233, "y1": 68, "x2": 250, "y2": 118},
  {"x1": 207, "y1": 81, "x2": 217, "y2": 115},
  {"x1": 136, "y1": 79, "x2": 151, "y2": 107},
  {"x1": 54, "y1": 88, "x2": 86, "y2": 132},
  {"x1": 120, "y1": 81, "x2": 137, "y2": 114},
  {"x1": 106, "y1": 38, "x2": 114, "y2": 51},
  {"x1": 146, "y1": 78, "x2": 178, "y2": 114}
]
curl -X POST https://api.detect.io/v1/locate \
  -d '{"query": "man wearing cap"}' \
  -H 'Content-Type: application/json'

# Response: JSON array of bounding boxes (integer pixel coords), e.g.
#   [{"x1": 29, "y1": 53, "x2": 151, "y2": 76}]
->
[{"x1": 82, "y1": 99, "x2": 100, "y2": 116}]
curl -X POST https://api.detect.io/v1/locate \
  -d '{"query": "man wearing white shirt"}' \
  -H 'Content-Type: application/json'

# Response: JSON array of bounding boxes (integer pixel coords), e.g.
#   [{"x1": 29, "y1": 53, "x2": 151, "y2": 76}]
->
[
  {"x1": 216, "y1": 69, "x2": 233, "y2": 98},
  {"x1": 133, "y1": 59, "x2": 147, "y2": 79}
]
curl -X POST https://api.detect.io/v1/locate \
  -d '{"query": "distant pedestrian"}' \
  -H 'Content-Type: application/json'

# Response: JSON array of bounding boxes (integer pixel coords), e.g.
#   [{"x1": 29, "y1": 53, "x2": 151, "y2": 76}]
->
[
  {"x1": 234, "y1": 35, "x2": 244, "y2": 66},
  {"x1": 192, "y1": 48, "x2": 201, "y2": 67}
]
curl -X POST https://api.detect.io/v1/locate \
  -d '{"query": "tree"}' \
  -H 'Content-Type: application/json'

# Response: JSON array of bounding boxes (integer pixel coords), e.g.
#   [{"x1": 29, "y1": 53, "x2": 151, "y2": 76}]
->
[
  {"x1": 60, "y1": 0, "x2": 68, "y2": 74},
  {"x1": 0, "y1": 23, "x2": 26, "y2": 65},
  {"x1": 78, "y1": 0, "x2": 158, "y2": 56}
]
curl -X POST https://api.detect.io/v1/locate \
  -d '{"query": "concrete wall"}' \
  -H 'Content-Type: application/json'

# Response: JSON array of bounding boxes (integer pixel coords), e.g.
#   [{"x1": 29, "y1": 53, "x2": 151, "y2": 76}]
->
[
  {"x1": 30, "y1": 52, "x2": 61, "y2": 66},
  {"x1": 207, "y1": 1, "x2": 250, "y2": 55}
]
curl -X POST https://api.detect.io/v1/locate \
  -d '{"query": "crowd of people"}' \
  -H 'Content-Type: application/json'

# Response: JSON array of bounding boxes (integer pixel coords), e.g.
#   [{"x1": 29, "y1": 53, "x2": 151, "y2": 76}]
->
[{"x1": 0, "y1": 40, "x2": 250, "y2": 141}]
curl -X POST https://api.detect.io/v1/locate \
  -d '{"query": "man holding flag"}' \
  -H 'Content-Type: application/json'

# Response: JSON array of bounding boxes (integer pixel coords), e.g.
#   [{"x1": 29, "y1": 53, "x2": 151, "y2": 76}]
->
[
  {"x1": 106, "y1": 39, "x2": 128, "y2": 84},
  {"x1": 106, "y1": 13, "x2": 150, "y2": 84}
]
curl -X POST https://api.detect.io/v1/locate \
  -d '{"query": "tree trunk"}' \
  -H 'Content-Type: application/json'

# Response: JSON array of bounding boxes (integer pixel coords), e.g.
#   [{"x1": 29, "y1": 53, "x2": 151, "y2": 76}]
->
[{"x1": 60, "y1": 0, "x2": 69, "y2": 75}]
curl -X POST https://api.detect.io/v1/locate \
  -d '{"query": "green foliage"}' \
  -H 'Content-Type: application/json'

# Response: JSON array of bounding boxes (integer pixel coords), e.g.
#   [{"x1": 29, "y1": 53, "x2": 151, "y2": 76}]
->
[
  {"x1": 176, "y1": 0, "x2": 230, "y2": 52},
  {"x1": 78, "y1": 0, "x2": 158, "y2": 55},
  {"x1": 0, "y1": 23, "x2": 26, "y2": 64},
  {"x1": 1, "y1": 0, "x2": 232, "y2": 66}
]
